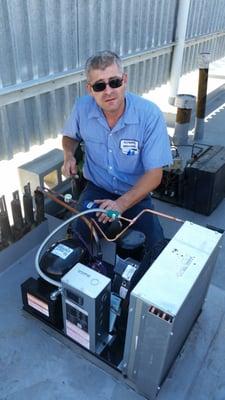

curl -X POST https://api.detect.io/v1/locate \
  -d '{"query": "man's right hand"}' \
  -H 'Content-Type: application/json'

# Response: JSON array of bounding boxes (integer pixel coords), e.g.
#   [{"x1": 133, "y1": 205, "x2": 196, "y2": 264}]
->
[{"x1": 62, "y1": 156, "x2": 78, "y2": 177}]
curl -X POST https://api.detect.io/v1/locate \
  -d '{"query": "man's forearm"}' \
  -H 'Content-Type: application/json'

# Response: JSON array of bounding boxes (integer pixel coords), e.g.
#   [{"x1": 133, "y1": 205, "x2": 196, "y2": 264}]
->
[
  {"x1": 116, "y1": 168, "x2": 162, "y2": 212},
  {"x1": 62, "y1": 136, "x2": 79, "y2": 159},
  {"x1": 62, "y1": 135, "x2": 80, "y2": 176}
]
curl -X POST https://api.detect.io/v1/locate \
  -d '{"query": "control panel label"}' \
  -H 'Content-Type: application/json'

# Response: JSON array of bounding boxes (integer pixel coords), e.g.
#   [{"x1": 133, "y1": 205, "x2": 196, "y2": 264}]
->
[
  {"x1": 51, "y1": 244, "x2": 73, "y2": 259},
  {"x1": 66, "y1": 320, "x2": 90, "y2": 349}
]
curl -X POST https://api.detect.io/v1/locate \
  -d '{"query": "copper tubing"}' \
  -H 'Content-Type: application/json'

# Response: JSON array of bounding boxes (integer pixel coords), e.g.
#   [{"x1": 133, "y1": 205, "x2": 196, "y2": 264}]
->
[
  {"x1": 38, "y1": 186, "x2": 184, "y2": 243},
  {"x1": 36, "y1": 186, "x2": 99, "y2": 244},
  {"x1": 91, "y1": 208, "x2": 184, "y2": 242},
  {"x1": 130, "y1": 208, "x2": 184, "y2": 224},
  {"x1": 120, "y1": 208, "x2": 184, "y2": 224},
  {"x1": 91, "y1": 217, "x2": 133, "y2": 242}
]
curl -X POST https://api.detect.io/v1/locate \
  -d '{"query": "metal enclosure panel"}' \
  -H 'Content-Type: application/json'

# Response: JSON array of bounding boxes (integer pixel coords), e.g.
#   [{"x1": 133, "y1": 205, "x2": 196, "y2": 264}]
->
[
  {"x1": 161, "y1": 243, "x2": 221, "y2": 378},
  {"x1": 132, "y1": 221, "x2": 222, "y2": 315},
  {"x1": 61, "y1": 263, "x2": 111, "y2": 353},
  {"x1": 126, "y1": 300, "x2": 173, "y2": 399},
  {"x1": 122, "y1": 222, "x2": 222, "y2": 399},
  {"x1": 62, "y1": 262, "x2": 111, "y2": 299}
]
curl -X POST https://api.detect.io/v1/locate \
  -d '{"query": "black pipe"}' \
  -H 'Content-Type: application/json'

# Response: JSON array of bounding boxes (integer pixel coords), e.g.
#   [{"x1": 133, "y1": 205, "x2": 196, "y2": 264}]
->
[
  {"x1": 23, "y1": 183, "x2": 35, "y2": 226},
  {"x1": 34, "y1": 189, "x2": 45, "y2": 224},
  {"x1": 11, "y1": 191, "x2": 24, "y2": 231},
  {"x1": 0, "y1": 196, "x2": 13, "y2": 246}
]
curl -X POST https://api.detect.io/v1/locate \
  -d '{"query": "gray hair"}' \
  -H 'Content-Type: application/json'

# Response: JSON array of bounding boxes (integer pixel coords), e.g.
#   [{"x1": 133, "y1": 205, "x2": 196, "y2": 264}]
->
[{"x1": 85, "y1": 50, "x2": 123, "y2": 80}]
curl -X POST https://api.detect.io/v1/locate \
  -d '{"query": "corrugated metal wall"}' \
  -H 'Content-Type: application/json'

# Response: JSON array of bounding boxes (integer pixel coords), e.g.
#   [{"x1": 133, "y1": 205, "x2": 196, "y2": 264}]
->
[
  {"x1": 0, "y1": 0, "x2": 225, "y2": 160},
  {"x1": 183, "y1": 0, "x2": 225, "y2": 73}
]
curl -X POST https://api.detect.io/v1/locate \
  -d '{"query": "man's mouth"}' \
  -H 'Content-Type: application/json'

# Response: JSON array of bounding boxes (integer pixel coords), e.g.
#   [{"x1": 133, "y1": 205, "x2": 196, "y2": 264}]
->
[{"x1": 104, "y1": 97, "x2": 116, "y2": 103}]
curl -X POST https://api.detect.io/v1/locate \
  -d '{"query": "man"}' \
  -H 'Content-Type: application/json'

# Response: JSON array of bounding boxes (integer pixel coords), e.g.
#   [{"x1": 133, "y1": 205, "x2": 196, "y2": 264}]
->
[{"x1": 62, "y1": 50, "x2": 172, "y2": 249}]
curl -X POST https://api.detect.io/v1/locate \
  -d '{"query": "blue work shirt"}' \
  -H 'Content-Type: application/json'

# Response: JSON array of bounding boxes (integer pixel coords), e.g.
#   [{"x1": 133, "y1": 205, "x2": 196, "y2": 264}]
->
[{"x1": 62, "y1": 92, "x2": 172, "y2": 195}]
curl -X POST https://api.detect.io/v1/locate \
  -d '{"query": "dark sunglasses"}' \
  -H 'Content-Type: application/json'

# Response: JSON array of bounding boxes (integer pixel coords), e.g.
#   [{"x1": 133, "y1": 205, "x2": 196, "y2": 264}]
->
[{"x1": 90, "y1": 77, "x2": 124, "y2": 92}]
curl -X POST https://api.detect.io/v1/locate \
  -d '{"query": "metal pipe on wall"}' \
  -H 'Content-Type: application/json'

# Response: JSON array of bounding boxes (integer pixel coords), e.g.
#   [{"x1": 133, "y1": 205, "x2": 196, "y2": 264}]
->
[
  {"x1": 193, "y1": 52, "x2": 210, "y2": 141},
  {"x1": 168, "y1": 0, "x2": 191, "y2": 105},
  {"x1": 173, "y1": 94, "x2": 196, "y2": 145}
]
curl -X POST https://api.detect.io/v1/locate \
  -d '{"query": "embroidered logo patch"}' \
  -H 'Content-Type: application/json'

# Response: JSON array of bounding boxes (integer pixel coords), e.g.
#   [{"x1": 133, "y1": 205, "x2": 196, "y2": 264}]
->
[{"x1": 120, "y1": 139, "x2": 139, "y2": 155}]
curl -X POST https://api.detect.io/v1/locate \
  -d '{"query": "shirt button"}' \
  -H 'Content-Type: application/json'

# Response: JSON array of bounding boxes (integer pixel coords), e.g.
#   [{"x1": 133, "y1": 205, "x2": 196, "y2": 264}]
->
[
  {"x1": 109, "y1": 149, "x2": 112, "y2": 153},
  {"x1": 109, "y1": 166, "x2": 112, "y2": 170},
  {"x1": 113, "y1": 177, "x2": 116, "y2": 180}
]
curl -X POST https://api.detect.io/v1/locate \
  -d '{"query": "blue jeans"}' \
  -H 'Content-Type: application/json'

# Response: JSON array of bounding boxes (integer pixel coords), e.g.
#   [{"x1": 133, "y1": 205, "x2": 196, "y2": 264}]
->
[{"x1": 74, "y1": 181, "x2": 165, "y2": 249}]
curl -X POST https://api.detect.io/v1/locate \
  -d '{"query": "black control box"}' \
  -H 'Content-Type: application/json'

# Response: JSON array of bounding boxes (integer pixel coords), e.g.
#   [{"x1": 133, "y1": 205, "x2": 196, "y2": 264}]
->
[
  {"x1": 21, "y1": 277, "x2": 63, "y2": 329},
  {"x1": 183, "y1": 145, "x2": 225, "y2": 215},
  {"x1": 153, "y1": 145, "x2": 225, "y2": 215}
]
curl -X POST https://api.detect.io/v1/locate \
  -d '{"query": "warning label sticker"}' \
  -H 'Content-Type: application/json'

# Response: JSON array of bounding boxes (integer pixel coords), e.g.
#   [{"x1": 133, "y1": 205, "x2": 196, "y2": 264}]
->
[{"x1": 27, "y1": 293, "x2": 49, "y2": 317}]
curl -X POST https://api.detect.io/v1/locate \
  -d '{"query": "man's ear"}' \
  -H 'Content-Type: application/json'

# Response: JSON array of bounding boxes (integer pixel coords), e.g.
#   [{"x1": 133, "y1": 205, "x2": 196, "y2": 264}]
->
[
  {"x1": 86, "y1": 83, "x2": 93, "y2": 96},
  {"x1": 123, "y1": 73, "x2": 128, "y2": 86}
]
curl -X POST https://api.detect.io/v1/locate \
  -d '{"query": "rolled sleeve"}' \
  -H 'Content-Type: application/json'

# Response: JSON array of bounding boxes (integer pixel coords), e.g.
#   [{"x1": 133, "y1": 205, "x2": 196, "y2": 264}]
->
[{"x1": 62, "y1": 101, "x2": 82, "y2": 141}]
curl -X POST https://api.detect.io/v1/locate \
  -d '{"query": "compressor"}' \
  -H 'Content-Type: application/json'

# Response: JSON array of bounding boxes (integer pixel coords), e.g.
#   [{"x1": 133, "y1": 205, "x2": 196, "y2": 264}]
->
[
  {"x1": 21, "y1": 189, "x2": 222, "y2": 399},
  {"x1": 21, "y1": 194, "x2": 172, "y2": 362}
]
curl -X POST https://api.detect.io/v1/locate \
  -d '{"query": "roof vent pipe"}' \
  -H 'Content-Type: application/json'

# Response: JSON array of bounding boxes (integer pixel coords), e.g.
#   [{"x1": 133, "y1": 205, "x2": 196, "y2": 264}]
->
[
  {"x1": 168, "y1": 0, "x2": 191, "y2": 106},
  {"x1": 193, "y1": 52, "x2": 211, "y2": 141}
]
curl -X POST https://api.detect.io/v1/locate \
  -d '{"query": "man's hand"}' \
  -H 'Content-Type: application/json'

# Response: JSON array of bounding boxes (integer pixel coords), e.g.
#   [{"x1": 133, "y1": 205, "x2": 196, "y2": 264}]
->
[
  {"x1": 62, "y1": 136, "x2": 80, "y2": 177},
  {"x1": 93, "y1": 168, "x2": 163, "y2": 223},
  {"x1": 62, "y1": 156, "x2": 78, "y2": 177},
  {"x1": 94, "y1": 199, "x2": 125, "y2": 224}
]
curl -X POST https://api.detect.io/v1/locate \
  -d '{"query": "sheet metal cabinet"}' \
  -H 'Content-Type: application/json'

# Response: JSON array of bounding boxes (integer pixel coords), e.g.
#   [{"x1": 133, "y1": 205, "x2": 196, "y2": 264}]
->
[{"x1": 122, "y1": 221, "x2": 222, "y2": 399}]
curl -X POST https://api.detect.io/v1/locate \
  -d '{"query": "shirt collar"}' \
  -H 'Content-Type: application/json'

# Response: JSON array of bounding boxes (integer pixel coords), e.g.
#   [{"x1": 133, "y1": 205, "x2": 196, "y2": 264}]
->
[
  {"x1": 87, "y1": 98, "x2": 102, "y2": 119},
  {"x1": 87, "y1": 92, "x2": 139, "y2": 125},
  {"x1": 123, "y1": 93, "x2": 139, "y2": 125}
]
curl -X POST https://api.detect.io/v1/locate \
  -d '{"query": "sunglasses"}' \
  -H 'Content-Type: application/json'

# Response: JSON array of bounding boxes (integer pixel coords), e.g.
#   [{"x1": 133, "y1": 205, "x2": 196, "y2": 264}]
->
[{"x1": 90, "y1": 77, "x2": 124, "y2": 92}]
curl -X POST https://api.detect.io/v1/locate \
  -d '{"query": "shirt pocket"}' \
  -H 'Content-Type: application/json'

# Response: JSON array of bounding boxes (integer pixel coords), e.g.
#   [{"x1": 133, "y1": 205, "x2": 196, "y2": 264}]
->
[
  {"x1": 84, "y1": 138, "x2": 108, "y2": 167},
  {"x1": 116, "y1": 151, "x2": 142, "y2": 174}
]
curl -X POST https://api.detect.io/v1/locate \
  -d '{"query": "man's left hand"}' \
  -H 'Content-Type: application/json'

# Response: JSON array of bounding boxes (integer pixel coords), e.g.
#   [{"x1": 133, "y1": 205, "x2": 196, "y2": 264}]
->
[{"x1": 94, "y1": 199, "x2": 124, "y2": 223}]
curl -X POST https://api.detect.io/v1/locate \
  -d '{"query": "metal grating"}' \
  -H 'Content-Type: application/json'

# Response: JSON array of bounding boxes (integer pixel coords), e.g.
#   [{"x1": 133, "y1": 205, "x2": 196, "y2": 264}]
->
[{"x1": 149, "y1": 305, "x2": 173, "y2": 323}]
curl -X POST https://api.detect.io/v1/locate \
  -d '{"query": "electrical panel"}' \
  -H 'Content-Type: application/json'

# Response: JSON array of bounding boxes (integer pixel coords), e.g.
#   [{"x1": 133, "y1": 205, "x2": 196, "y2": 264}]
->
[{"x1": 61, "y1": 262, "x2": 111, "y2": 353}]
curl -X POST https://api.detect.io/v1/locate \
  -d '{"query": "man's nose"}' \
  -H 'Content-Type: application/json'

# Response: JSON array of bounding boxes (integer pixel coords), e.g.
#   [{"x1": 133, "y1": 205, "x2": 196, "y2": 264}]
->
[{"x1": 104, "y1": 83, "x2": 113, "y2": 94}]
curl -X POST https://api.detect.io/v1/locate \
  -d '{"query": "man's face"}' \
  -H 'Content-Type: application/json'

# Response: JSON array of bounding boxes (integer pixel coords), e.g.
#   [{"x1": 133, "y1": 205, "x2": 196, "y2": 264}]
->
[{"x1": 86, "y1": 63, "x2": 127, "y2": 115}]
